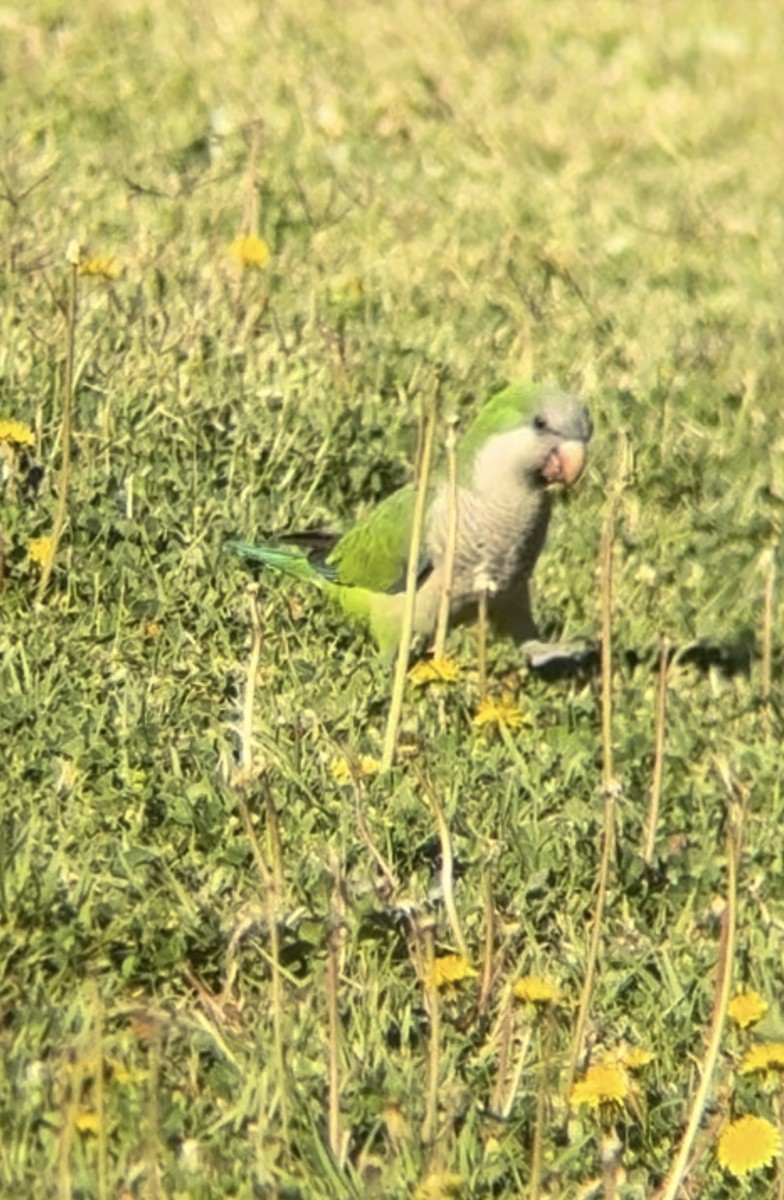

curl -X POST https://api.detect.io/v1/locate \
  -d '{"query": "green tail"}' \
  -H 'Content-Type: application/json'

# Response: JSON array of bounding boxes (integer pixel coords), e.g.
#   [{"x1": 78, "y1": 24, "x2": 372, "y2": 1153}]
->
[{"x1": 228, "y1": 539, "x2": 329, "y2": 585}]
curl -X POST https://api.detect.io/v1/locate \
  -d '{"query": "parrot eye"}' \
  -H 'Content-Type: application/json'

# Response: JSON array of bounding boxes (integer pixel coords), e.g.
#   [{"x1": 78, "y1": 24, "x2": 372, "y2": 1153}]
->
[{"x1": 532, "y1": 413, "x2": 548, "y2": 432}]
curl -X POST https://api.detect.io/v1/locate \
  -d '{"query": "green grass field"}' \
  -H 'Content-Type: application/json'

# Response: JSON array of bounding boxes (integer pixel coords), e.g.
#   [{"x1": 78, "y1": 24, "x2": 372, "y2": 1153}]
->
[{"x1": 2, "y1": 1, "x2": 784, "y2": 1196}]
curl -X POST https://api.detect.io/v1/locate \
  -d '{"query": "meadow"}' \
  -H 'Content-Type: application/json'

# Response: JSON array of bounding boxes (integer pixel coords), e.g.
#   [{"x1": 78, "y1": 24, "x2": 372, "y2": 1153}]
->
[{"x1": 1, "y1": 0, "x2": 783, "y2": 1196}]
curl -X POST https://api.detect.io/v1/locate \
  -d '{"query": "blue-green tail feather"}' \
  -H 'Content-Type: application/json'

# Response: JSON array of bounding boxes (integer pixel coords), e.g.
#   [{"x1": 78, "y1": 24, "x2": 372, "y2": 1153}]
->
[{"x1": 228, "y1": 539, "x2": 338, "y2": 584}]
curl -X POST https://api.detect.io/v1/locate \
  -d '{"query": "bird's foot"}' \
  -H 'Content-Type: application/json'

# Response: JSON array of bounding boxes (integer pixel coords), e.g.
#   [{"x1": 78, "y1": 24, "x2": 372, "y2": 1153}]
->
[{"x1": 523, "y1": 637, "x2": 599, "y2": 676}]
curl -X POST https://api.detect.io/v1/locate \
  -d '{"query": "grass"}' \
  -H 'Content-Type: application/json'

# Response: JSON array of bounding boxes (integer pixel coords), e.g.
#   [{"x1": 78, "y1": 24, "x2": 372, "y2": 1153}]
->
[{"x1": 1, "y1": 0, "x2": 784, "y2": 1195}]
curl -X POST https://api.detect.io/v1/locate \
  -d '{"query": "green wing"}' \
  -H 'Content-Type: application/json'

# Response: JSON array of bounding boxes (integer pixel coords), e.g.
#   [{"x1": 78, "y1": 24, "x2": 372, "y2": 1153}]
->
[{"x1": 328, "y1": 483, "x2": 424, "y2": 592}]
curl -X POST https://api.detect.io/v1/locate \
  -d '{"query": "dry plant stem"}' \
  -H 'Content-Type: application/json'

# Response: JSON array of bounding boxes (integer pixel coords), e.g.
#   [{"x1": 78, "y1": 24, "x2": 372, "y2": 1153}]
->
[
  {"x1": 263, "y1": 774, "x2": 284, "y2": 896},
  {"x1": 566, "y1": 441, "x2": 626, "y2": 1093},
  {"x1": 235, "y1": 589, "x2": 289, "y2": 1142},
  {"x1": 529, "y1": 1011, "x2": 555, "y2": 1200},
  {"x1": 326, "y1": 862, "x2": 345, "y2": 1163},
  {"x1": 421, "y1": 923, "x2": 440, "y2": 1147},
  {"x1": 643, "y1": 632, "x2": 670, "y2": 865},
  {"x1": 321, "y1": 726, "x2": 399, "y2": 892},
  {"x1": 601, "y1": 1127, "x2": 622, "y2": 1200},
  {"x1": 566, "y1": 784, "x2": 616, "y2": 1098},
  {"x1": 599, "y1": 465, "x2": 625, "y2": 791},
  {"x1": 37, "y1": 252, "x2": 78, "y2": 605},
  {"x1": 655, "y1": 791, "x2": 742, "y2": 1200},
  {"x1": 56, "y1": 1056, "x2": 80, "y2": 1200},
  {"x1": 145, "y1": 1023, "x2": 163, "y2": 1200},
  {"x1": 477, "y1": 587, "x2": 489, "y2": 700},
  {"x1": 433, "y1": 414, "x2": 459, "y2": 658},
  {"x1": 477, "y1": 864, "x2": 495, "y2": 1019},
  {"x1": 240, "y1": 585, "x2": 264, "y2": 776},
  {"x1": 90, "y1": 984, "x2": 108, "y2": 1200},
  {"x1": 776, "y1": 1090, "x2": 784, "y2": 1200},
  {"x1": 501, "y1": 1023, "x2": 533, "y2": 1119},
  {"x1": 263, "y1": 779, "x2": 289, "y2": 1143},
  {"x1": 351, "y1": 776, "x2": 398, "y2": 895},
  {"x1": 421, "y1": 771, "x2": 468, "y2": 958},
  {"x1": 381, "y1": 395, "x2": 438, "y2": 772},
  {"x1": 761, "y1": 543, "x2": 776, "y2": 714},
  {"x1": 489, "y1": 995, "x2": 514, "y2": 1116}
]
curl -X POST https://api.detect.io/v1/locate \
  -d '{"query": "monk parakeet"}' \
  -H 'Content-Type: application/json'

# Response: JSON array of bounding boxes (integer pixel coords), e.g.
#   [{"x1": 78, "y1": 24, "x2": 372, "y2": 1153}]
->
[{"x1": 231, "y1": 382, "x2": 592, "y2": 656}]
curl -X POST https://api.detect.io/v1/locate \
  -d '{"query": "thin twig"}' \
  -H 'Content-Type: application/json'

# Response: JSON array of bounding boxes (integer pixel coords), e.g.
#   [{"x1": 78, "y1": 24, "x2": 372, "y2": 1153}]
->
[
  {"x1": 56, "y1": 1056, "x2": 79, "y2": 1200},
  {"x1": 320, "y1": 725, "x2": 399, "y2": 893},
  {"x1": 599, "y1": 439, "x2": 628, "y2": 790},
  {"x1": 489, "y1": 991, "x2": 514, "y2": 1117},
  {"x1": 476, "y1": 863, "x2": 495, "y2": 1020},
  {"x1": 263, "y1": 776, "x2": 288, "y2": 1142},
  {"x1": 775, "y1": 1089, "x2": 784, "y2": 1200},
  {"x1": 145, "y1": 1021, "x2": 162, "y2": 1200},
  {"x1": 565, "y1": 434, "x2": 628, "y2": 1093},
  {"x1": 566, "y1": 782, "x2": 617, "y2": 1098},
  {"x1": 643, "y1": 632, "x2": 670, "y2": 865},
  {"x1": 761, "y1": 542, "x2": 776, "y2": 723},
  {"x1": 420, "y1": 770, "x2": 468, "y2": 958},
  {"x1": 477, "y1": 586, "x2": 489, "y2": 700},
  {"x1": 37, "y1": 244, "x2": 78, "y2": 604},
  {"x1": 263, "y1": 774, "x2": 284, "y2": 895},
  {"x1": 91, "y1": 983, "x2": 108, "y2": 1200},
  {"x1": 601, "y1": 1126, "x2": 622, "y2": 1200},
  {"x1": 381, "y1": 389, "x2": 439, "y2": 772},
  {"x1": 238, "y1": 585, "x2": 264, "y2": 773},
  {"x1": 501, "y1": 1023, "x2": 533, "y2": 1119},
  {"x1": 433, "y1": 412, "x2": 459, "y2": 658},
  {"x1": 326, "y1": 856, "x2": 345, "y2": 1164},
  {"x1": 421, "y1": 920, "x2": 440, "y2": 1147},
  {"x1": 234, "y1": 590, "x2": 289, "y2": 1142},
  {"x1": 352, "y1": 772, "x2": 399, "y2": 896},
  {"x1": 529, "y1": 1008, "x2": 555, "y2": 1200},
  {"x1": 655, "y1": 765, "x2": 743, "y2": 1200}
]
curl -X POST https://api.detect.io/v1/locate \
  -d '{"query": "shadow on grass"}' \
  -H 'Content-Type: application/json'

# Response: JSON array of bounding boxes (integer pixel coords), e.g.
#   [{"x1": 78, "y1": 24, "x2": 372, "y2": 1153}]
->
[{"x1": 529, "y1": 631, "x2": 762, "y2": 681}]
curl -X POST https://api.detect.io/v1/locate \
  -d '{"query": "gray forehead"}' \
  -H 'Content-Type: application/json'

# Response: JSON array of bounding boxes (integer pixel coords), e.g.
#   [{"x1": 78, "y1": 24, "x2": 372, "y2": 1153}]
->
[{"x1": 534, "y1": 391, "x2": 592, "y2": 441}]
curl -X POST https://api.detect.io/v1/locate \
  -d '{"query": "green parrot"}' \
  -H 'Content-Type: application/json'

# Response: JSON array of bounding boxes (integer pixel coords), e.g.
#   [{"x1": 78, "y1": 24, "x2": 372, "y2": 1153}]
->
[{"x1": 230, "y1": 382, "x2": 592, "y2": 657}]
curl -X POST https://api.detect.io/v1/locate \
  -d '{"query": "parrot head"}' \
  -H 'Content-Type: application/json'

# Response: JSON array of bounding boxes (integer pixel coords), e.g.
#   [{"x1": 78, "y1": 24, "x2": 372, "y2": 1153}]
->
[
  {"x1": 460, "y1": 383, "x2": 592, "y2": 495},
  {"x1": 527, "y1": 391, "x2": 593, "y2": 488}
]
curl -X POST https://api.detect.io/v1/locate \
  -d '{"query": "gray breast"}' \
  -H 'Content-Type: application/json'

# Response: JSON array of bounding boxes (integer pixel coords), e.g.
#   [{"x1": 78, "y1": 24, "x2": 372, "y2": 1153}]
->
[{"x1": 427, "y1": 484, "x2": 551, "y2": 605}]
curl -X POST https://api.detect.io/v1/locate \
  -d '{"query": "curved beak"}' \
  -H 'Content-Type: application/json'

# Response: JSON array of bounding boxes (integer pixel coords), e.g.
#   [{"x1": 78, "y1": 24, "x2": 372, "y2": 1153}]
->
[{"x1": 541, "y1": 439, "x2": 588, "y2": 487}]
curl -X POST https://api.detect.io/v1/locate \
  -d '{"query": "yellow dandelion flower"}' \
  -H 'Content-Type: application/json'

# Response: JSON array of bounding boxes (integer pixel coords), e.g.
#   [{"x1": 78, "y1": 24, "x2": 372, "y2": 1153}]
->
[
  {"x1": 427, "y1": 954, "x2": 477, "y2": 990},
  {"x1": 74, "y1": 1110, "x2": 100, "y2": 1135},
  {"x1": 729, "y1": 991, "x2": 768, "y2": 1029},
  {"x1": 0, "y1": 419, "x2": 35, "y2": 446},
  {"x1": 408, "y1": 656, "x2": 460, "y2": 687},
  {"x1": 571, "y1": 1063, "x2": 629, "y2": 1109},
  {"x1": 329, "y1": 754, "x2": 380, "y2": 785},
  {"x1": 741, "y1": 1044, "x2": 784, "y2": 1074},
  {"x1": 78, "y1": 255, "x2": 121, "y2": 279},
  {"x1": 717, "y1": 1114, "x2": 780, "y2": 1177},
  {"x1": 415, "y1": 1170, "x2": 466, "y2": 1199},
  {"x1": 228, "y1": 234, "x2": 270, "y2": 270},
  {"x1": 473, "y1": 695, "x2": 526, "y2": 731},
  {"x1": 28, "y1": 535, "x2": 54, "y2": 566},
  {"x1": 622, "y1": 1047, "x2": 654, "y2": 1070},
  {"x1": 140, "y1": 619, "x2": 164, "y2": 639},
  {"x1": 513, "y1": 975, "x2": 560, "y2": 1005}
]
